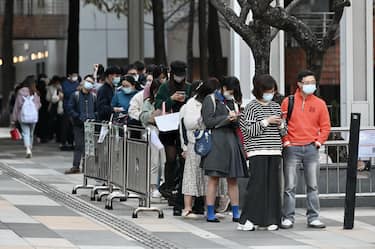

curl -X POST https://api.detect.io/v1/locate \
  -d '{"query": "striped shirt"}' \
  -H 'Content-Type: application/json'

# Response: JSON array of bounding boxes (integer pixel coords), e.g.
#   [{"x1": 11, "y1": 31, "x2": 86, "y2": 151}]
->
[{"x1": 240, "y1": 100, "x2": 283, "y2": 157}]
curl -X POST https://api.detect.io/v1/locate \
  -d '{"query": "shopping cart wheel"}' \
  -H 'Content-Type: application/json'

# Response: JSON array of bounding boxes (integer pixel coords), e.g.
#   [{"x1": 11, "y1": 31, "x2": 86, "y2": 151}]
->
[
  {"x1": 72, "y1": 189, "x2": 77, "y2": 194},
  {"x1": 105, "y1": 204, "x2": 113, "y2": 210},
  {"x1": 158, "y1": 213, "x2": 164, "y2": 219},
  {"x1": 90, "y1": 196, "x2": 96, "y2": 201},
  {"x1": 132, "y1": 213, "x2": 138, "y2": 218},
  {"x1": 95, "y1": 195, "x2": 102, "y2": 202},
  {"x1": 119, "y1": 197, "x2": 127, "y2": 202}
]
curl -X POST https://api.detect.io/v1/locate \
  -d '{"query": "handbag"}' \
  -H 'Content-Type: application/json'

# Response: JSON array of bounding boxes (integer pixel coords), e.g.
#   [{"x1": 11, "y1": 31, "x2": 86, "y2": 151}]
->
[
  {"x1": 10, "y1": 128, "x2": 22, "y2": 140},
  {"x1": 194, "y1": 129, "x2": 212, "y2": 157}
]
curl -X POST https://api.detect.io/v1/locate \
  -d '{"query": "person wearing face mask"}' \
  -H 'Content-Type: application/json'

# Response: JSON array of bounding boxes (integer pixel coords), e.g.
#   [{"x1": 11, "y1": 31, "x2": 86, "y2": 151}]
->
[
  {"x1": 238, "y1": 75, "x2": 286, "y2": 231},
  {"x1": 201, "y1": 76, "x2": 248, "y2": 223},
  {"x1": 96, "y1": 66, "x2": 121, "y2": 121},
  {"x1": 65, "y1": 75, "x2": 97, "y2": 174},
  {"x1": 111, "y1": 75, "x2": 140, "y2": 124},
  {"x1": 154, "y1": 60, "x2": 191, "y2": 216},
  {"x1": 60, "y1": 73, "x2": 80, "y2": 150},
  {"x1": 280, "y1": 70, "x2": 331, "y2": 229}
]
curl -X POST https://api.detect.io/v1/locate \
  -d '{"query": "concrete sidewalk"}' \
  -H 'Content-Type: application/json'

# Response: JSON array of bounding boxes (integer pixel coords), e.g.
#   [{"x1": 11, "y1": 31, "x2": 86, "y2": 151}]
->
[{"x1": 0, "y1": 137, "x2": 375, "y2": 249}]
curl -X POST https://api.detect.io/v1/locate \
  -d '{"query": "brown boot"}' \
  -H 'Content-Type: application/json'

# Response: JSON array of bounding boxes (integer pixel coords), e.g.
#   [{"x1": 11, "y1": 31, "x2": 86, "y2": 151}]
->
[{"x1": 64, "y1": 167, "x2": 80, "y2": 174}]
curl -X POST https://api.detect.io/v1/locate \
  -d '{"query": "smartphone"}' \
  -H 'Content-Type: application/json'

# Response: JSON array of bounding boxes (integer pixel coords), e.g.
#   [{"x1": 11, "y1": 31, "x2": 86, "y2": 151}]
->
[{"x1": 176, "y1": 91, "x2": 186, "y2": 96}]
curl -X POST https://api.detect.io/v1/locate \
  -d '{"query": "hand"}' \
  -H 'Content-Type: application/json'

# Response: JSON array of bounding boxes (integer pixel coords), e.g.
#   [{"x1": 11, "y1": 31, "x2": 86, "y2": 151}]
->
[
  {"x1": 93, "y1": 64, "x2": 99, "y2": 71},
  {"x1": 267, "y1": 115, "x2": 282, "y2": 125},
  {"x1": 314, "y1": 141, "x2": 321, "y2": 149},
  {"x1": 113, "y1": 107, "x2": 124, "y2": 113},
  {"x1": 171, "y1": 93, "x2": 185, "y2": 102},
  {"x1": 228, "y1": 111, "x2": 238, "y2": 121},
  {"x1": 181, "y1": 151, "x2": 187, "y2": 159}
]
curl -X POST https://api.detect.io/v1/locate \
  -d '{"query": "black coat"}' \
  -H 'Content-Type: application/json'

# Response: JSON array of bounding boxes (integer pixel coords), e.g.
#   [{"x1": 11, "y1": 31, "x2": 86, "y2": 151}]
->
[{"x1": 96, "y1": 82, "x2": 114, "y2": 121}]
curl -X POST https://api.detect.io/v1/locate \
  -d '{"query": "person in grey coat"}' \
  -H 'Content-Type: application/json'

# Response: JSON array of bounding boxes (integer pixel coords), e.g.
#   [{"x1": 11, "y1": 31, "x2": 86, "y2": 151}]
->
[{"x1": 201, "y1": 76, "x2": 248, "y2": 223}]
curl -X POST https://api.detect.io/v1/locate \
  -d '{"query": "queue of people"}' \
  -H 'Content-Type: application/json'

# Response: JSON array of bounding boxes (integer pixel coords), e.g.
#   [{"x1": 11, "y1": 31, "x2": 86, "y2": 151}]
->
[{"x1": 9, "y1": 61, "x2": 331, "y2": 231}]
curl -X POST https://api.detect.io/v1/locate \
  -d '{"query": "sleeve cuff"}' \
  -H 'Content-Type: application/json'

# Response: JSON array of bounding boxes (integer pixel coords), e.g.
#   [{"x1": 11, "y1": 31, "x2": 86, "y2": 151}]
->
[{"x1": 261, "y1": 119, "x2": 269, "y2": 127}]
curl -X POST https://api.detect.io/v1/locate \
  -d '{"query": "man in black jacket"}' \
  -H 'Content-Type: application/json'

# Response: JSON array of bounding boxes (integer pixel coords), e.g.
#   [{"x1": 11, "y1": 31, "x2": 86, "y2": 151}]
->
[{"x1": 96, "y1": 66, "x2": 121, "y2": 121}]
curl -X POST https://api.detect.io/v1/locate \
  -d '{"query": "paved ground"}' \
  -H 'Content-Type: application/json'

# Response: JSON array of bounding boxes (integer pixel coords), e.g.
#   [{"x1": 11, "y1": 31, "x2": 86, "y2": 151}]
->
[{"x1": 0, "y1": 132, "x2": 375, "y2": 249}]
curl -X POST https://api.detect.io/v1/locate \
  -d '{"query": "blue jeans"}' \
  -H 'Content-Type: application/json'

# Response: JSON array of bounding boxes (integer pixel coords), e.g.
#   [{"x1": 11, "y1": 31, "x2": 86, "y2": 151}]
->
[
  {"x1": 20, "y1": 123, "x2": 36, "y2": 148},
  {"x1": 282, "y1": 144, "x2": 320, "y2": 223}
]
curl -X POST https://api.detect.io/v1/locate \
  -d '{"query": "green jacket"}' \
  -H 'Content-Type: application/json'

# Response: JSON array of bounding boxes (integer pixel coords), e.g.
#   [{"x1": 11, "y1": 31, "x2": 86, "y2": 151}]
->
[{"x1": 154, "y1": 81, "x2": 191, "y2": 113}]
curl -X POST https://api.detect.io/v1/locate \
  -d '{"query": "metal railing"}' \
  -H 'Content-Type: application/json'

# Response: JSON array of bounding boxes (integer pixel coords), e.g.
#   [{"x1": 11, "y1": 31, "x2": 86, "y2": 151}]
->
[{"x1": 296, "y1": 127, "x2": 375, "y2": 199}]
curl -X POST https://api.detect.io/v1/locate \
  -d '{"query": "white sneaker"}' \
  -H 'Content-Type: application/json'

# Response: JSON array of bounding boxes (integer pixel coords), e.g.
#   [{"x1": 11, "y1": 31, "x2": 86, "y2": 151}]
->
[
  {"x1": 151, "y1": 189, "x2": 162, "y2": 198},
  {"x1": 281, "y1": 219, "x2": 293, "y2": 229},
  {"x1": 237, "y1": 220, "x2": 255, "y2": 231},
  {"x1": 267, "y1": 224, "x2": 279, "y2": 231},
  {"x1": 308, "y1": 220, "x2": 326, "y2": 228}
]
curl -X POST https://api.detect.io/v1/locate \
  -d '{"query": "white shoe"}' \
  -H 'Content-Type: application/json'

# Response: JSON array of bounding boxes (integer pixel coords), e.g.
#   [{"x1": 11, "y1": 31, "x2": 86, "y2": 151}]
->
[
  {"x1": 151, "y1": 189, "x2": 162, "y2": 198},
  {"x1": 237, "y1": 220, "x2": 255, "y2": 231},
  {"x1": 308, "y1": 220, "x2": 326, "y2": 228},
  {"x1": 281, "y1": 219, "x2": 293, "y2": 229},
  {"x1": 267, "y1": 224, "x2": 279, "y2": 231}
]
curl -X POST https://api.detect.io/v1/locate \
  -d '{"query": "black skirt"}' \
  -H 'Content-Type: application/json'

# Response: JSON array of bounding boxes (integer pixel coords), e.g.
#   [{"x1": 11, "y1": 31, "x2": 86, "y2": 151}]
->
[{"x1": 239, "y1": 155, "x2": 282, "y2": 226}]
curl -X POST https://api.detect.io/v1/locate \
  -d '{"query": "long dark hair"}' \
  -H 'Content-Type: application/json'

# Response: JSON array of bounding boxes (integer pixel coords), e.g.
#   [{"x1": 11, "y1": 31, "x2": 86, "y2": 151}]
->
[
  {"x1": 22, "y1": 75, "x2": 38, "y2": 96},
  {"x1": 149, "y1": 80, "x2": 161, "y2": 104},
  {"x1": 195, "y1": 78, "x2": 220, "y2": 103}
]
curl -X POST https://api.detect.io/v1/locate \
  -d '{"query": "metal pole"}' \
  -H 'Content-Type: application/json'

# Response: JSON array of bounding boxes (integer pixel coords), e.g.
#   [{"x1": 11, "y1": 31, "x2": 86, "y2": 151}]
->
[
  {"x1": 343, "y1": 113, "x2": 361, "y2": 229},
  {"x1": 128, "y1": 0, "x2": 144, "y2": 63}
]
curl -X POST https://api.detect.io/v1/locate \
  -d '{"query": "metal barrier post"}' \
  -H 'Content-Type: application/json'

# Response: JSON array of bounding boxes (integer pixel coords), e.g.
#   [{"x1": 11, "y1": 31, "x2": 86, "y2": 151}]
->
[{"x1": 344, "y1": 113, "x2": 361, "y2": 229}]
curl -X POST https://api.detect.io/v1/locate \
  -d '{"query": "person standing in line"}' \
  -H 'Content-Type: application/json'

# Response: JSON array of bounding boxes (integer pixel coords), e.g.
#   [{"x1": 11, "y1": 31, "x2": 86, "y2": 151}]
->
[
  {"x1": 280, "y1": 70, "x2": 331, "y2": 229},
  {"x1": 11, "y1": 76, "x2": 41, "y2": 158},
  {"x1": 65, "y1": 75, "x2": 97, "y2": 174},
  {"x1": 238, "y1": 74, "x2": 286, "y2": 231},
  {"x1": 96, "y1": 66, "x2": 121, "y2": 121},
  {"x1": 200, "y1": 76, "x2": 248, "y2": 223}
]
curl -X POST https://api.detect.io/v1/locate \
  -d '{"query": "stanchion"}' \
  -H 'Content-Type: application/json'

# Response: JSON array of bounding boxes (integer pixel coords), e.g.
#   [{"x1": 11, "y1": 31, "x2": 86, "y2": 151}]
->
[{"x1": 344, "y1": 113, "x2": 361, "y2": 229}]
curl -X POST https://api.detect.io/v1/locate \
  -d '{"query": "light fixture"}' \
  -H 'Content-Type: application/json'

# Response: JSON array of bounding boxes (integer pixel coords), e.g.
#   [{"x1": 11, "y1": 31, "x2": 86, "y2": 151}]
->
[
  {"x1": 13, "y1": 56, "x2": 18, "y2": 63},
  {"x1": 44, "y1": 51, "x2": 48, "y2": 58},
  {"x1": 31, "y1": 53, "x2": 37, "y2": 60}
]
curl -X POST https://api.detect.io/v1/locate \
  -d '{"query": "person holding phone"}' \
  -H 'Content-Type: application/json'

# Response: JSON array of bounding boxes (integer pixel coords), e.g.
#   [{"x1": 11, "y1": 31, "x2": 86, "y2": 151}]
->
[
  {"x1": 238, "y1": 74, "x2": 286, "y2": 231},
  {"x1": 201, "y1": 76, "x2": 248, "y2": 223}
]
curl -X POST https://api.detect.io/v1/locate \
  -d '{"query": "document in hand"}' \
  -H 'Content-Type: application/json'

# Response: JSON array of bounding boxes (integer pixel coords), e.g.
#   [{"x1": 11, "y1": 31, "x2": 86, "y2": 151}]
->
[{"x1": 154, "y1": 112, "x2": 180, "y2": 132}]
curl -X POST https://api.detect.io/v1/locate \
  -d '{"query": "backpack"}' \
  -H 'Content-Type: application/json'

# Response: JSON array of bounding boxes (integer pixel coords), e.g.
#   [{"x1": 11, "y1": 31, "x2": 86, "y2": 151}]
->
[
  {"x1": 286, "y1": 95, "x2": 294, "y2": 124},
  {"x1": 20, "y1": 95, "x2": 38, "y2": 123}
]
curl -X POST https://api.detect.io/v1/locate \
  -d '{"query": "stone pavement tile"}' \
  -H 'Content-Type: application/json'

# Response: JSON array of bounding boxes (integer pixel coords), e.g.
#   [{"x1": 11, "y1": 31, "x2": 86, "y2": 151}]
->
[
  {"x1": 0, "y1": 200, "x2": 38, "y2": 223},
  {"x1": 326, "y1": 226, "x2": 375, "y2": 243},
  {"x1": 0, "y1": 221, "x2": 7, "y2": 229},
  {"x1": 293, "y1": 230, "x2": 372, "y2": 248},
  {"x1": 0, "y1": 230, "x2": 29, "y2": 246},
  {"x1": 250, "y1": 247, "x2": 317, "y2": 249},
  {"x1": 0, "y1": 180, "x2": 38, "y2": 192},
  {"x1": 15, "y1": 168, "x2": 63, "y2": 176},
  {"x1": 17, "y1": 205, "x2": 80, "y2": 217},
  {"x1": 5, "y1": 223, "x2": 62, "y2": 238},
  {"x1": 1, "y1": 194, "x2": 60, "y2": 206},
  {"x1": 56, "y1": 230, "x2": 141, "y2": 247},
  {"x1": 0, "y1": 247, "x2": 34, "y2": 249},
  {"x1": 356, "y1": 216, "x2": 375, "y2": 226},
  {"x1": 155, "y1": 232, "x2": 225, "y2": 249},
  {"x1": 32, "y1": 216, "x2": 107, "y2": 231},
  {"x1": 79, "y1": 246, "x2": 145, "y2": 249},
  {"x1": 24, "y1": 238, "x2": 76, "y2": 247}
]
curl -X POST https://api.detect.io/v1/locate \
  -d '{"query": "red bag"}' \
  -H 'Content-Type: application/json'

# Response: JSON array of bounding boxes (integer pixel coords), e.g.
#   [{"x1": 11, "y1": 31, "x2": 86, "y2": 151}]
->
[{"x1": 10, "y1": 128, "x2": 22, "y2": 140}]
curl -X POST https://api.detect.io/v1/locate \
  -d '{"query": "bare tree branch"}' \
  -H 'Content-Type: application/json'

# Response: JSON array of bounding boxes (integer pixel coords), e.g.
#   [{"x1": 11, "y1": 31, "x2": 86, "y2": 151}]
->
[
  {"x1": 260, "y1": 5, "x2": 318, "y2": 50},
  {"x1": 270, "y1": 0, "x2": 304, "y2": 40},
  {"x1": 320, "y1": 0, "x2": 350, "y2": 50},
  {"x1": 239, "y1": 2, "x2": 251, "y2": 24}
]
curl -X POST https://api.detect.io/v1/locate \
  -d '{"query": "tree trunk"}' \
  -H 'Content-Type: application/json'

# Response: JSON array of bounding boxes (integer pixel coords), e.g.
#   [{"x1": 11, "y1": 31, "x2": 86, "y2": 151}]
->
[
  {"x1": 207, "y1": 2, "x2": 224, "y2": 79},
  {"x1": 198, "y1": 0, "x2": 208, "y2": 80},
  {"x1": 187, "y1": 0, "x2": 195, "y2": 82},
  {"x1": 251, "y1": 22, "x2": 271, "y2": 76},
  {"x1": 66, "y1": 0, "x2": 80, "y2": 75},
  {"x1": 1, "y1": 0, "x2": 15, "y2": 124},
  {"x1": 306, "y1": 49, "x2": 324, "y2": 96},
  {"x1": 152, "y1": 0, "x2": 167, "y2": 65}
]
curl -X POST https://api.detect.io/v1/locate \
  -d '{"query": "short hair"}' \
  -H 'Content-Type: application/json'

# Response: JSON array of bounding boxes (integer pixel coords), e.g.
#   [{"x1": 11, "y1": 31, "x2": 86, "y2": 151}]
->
[
  {"x1": 220, "y1": 76, "x2": 242, "y2": 102},
  {"x1": 146, "y1": 64, "x2": 162, "y2": 79},
  {"x1": 84, "y1": 74, "x2": 94, "y2": 81},
  {"x1": 297, "y1": 70, "x2": 315, "y2": 82},
  {"x1": 252, "y1": 74, "x2": 277, "y2": 100},
  {"x1": 104, "y1": 66, "x2": 121, "y2": 77},
  {"x1": 134, "y1": 61, "x2": 145, "y2": 71}
]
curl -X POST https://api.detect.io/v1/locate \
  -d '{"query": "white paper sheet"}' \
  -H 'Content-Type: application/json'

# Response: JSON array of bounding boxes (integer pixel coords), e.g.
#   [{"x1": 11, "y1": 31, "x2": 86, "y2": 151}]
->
[{"x1": 154, "y1": 112, "x2": 180, "y2": 132}]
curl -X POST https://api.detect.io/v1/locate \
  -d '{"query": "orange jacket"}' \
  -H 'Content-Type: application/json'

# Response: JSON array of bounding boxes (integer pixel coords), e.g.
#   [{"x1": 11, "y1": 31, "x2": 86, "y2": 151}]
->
[{"x1": 281, "y1": 89, "x2": 331, "y2": 147}]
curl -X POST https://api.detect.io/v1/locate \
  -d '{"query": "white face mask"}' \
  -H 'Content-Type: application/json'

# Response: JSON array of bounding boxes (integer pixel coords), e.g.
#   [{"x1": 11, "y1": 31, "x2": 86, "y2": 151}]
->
[
  {"x1": 223, "y1": 91, "x2": 234, "y2": 100},
  {"x1": 72, "y1": 76, "x2": 78, "y2": 82}
]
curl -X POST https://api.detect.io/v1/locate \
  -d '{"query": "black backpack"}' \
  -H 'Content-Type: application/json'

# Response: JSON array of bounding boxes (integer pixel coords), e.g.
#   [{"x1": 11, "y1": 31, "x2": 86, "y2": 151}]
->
[{"x1": 286, "y1": 95, "x2": 294, "y2": 125}]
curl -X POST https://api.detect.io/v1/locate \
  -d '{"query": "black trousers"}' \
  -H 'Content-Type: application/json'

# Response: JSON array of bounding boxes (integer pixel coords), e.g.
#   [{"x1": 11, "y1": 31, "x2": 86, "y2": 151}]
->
[
  {"x1": 73, "y1": 126, "x2": 84, "y2": 168},
  {"x1": 61, "y1": 113, "x2": 74, "y2": 145},
  {"x1": 239, "y1": 155, "x2": 282, "y2": 226}
]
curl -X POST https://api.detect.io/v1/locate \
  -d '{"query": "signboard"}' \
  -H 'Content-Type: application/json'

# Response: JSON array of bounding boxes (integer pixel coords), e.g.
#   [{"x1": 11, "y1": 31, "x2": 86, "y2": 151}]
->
[{"x1": 358, "y1": 130, "x2": 375, "y2": 158}]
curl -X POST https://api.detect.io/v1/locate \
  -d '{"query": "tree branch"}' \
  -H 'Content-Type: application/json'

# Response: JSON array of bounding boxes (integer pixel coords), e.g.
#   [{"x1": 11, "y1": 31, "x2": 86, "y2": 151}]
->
[
  {"x1": 210, "y1": 0, "x2": 256, "y2": 46},
  {"x1": 320, "y1": 0, "x2": 350, "y2": 51},
  {"x1": 239, "y1": 1, "x2": 251, "y2": 24},
  {"x1": 270, "y1": 0, "x2": 304, "y2": 40},
  {"x1": 261, "y1": 6, "x2": 318, "y2": 50}
]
